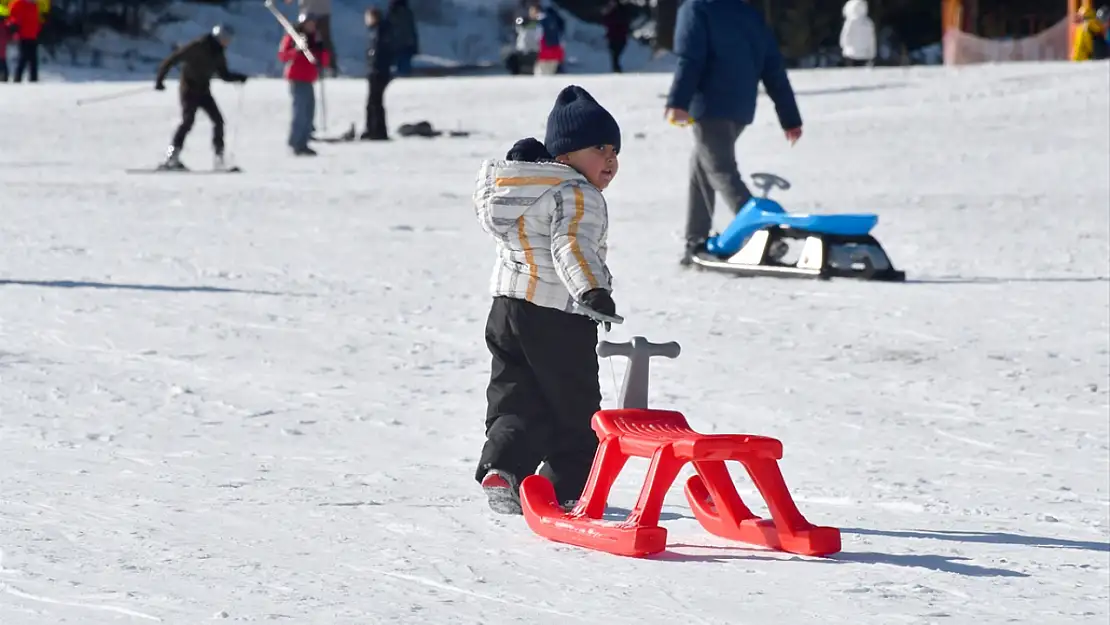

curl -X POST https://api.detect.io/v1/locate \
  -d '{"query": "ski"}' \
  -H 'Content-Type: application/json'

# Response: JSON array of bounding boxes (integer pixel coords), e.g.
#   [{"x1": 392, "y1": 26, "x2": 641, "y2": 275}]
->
[
  {"x1": 313, "y1": 123, "x2": 356, "y2": 143},
  {"x1": 126, "y1": 166, "x2": 242, "y2": 174}
]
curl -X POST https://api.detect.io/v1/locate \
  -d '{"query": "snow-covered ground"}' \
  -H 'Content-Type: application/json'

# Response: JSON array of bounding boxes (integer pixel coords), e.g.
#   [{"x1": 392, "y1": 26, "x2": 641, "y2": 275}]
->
[
  {"x1": 34, "y1": 0, "x2": 659, "y2": 80},
  {"x1": 1, "y1": 61, "x2": 1108, "y2": 624}
]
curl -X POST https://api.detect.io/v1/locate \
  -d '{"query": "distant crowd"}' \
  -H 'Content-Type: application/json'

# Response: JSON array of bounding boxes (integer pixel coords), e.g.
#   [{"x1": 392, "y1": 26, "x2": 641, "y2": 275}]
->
[{"x1": 506, "y1": 1, "x2": 632, "y2": 75}]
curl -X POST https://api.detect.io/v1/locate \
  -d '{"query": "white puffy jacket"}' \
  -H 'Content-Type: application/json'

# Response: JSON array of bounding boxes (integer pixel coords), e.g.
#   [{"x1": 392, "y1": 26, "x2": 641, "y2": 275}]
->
[
  {"x1": 840, "y1": 0, "x2": 876, "y2": 61},
  {"x1": 473, "y1": 159, "x2": 612, "y2": 315}
]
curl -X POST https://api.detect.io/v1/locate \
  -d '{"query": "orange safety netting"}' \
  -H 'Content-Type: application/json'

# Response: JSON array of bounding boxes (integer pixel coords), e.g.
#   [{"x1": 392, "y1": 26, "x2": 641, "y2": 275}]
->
[{"x1": 944, "y1": 17, "x2": 1072, "y2": 64}]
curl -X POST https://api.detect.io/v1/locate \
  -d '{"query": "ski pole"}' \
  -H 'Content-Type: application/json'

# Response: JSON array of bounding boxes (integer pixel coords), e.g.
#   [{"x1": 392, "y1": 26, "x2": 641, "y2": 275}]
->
[
  {"x1": 75, "y1": 85, "x2": 150, "y2": 106},
  {"x1": 318, "y1": 61, "x2": 328, "y2": 134},
  {"x1": 226, "y1": 84, "x2": 245, "y2": 167}
]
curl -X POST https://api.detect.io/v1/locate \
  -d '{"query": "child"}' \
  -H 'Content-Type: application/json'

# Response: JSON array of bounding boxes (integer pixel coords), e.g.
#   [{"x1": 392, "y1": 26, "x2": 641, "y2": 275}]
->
[
  {"x1": 532, "y1": 3, "x2": 566, "y2": 75},
  {"x1": 472, "y1": 85, "x2": 621, "y2": 514},
  {"x1": 279, "y1": 14, "x2": 330, "y2": 156}
]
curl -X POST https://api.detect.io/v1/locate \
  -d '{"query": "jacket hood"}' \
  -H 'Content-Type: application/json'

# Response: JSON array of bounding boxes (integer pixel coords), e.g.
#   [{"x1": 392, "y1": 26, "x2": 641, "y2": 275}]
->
[
  {"x1": 473, "y1": 159, "x2": 586, "y2": 235},
  {"x1": 843, "y1": 0, "x2": 869, "y2": 19}
]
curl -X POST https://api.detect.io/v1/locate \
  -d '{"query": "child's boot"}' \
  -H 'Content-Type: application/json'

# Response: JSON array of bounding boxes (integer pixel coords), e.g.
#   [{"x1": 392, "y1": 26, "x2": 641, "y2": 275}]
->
[{"x1": 481, "y1": 469, "x2": 522, "y2": 515}]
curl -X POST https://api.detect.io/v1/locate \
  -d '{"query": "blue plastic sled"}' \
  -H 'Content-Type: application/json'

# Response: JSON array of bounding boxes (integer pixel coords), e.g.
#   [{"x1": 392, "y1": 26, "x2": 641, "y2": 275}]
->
[
  {"x1": 693, "y1": 173, "x2": 905, "y2": 281},
  {"x1": 706, "y1": 197, "x2": 879, "y2": 257}
]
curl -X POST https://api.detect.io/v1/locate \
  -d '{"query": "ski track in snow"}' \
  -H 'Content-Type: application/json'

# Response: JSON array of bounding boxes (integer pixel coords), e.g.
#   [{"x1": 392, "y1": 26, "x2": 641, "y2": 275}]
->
[{"x1": 0, "y1": 63, "x2": 1108, "y2": 624}]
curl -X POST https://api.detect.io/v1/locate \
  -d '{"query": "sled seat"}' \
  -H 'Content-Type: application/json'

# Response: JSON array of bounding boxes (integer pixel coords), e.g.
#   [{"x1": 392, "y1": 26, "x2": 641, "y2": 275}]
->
[
  {"x1": 519, "y1": 407, "x2": 842, "y2": 558},
  {"x1": 595, "y1": 409, "x2": 783, "y2": 461},
  {"x1": 708, "y1": 197, "x2": 880, "y2": 257}
]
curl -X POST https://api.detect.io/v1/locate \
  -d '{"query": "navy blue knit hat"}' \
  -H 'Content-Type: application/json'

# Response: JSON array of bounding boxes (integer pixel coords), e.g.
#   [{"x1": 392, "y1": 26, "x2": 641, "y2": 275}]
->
[{"x1": 544, "y1": 86, "x2": 621, "y2": 157}]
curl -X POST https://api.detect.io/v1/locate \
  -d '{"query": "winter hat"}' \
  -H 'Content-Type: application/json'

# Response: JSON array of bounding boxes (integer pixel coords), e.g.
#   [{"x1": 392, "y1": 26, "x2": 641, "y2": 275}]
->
[{"x1": 544, "y1": 86, "x2": 621, "y2": 157}]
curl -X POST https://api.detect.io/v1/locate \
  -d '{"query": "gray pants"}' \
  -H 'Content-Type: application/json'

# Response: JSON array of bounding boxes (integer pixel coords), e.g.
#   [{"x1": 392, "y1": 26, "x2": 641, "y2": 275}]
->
[
  {"x1": 288, "y1": 81, "x2": 315, "y2": 151},
  {"x1": 686, "y1": 118, "x2": 753, "y2": 243}
]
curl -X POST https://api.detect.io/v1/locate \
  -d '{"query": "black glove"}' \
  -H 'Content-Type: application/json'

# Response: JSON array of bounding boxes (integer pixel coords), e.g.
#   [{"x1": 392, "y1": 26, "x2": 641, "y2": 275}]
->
[
  {"x1": 154, "y1": 81, "x2": 165, "y2": 91},
  {"x1": 505, "y1": 137, "x2": 551, "y2": 163},
  {"x1": 580, "y1": 288, "x2": 616, "y2": 317}
]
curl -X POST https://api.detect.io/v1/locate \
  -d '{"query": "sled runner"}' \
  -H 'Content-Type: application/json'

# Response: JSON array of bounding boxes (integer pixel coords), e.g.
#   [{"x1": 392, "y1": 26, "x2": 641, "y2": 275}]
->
[
  {"x1": 519, "y1": 337, "x2": 842, "y2": 558},
  {"x1": 691, "y1": 173, "x2": 905, "y2": 281}
]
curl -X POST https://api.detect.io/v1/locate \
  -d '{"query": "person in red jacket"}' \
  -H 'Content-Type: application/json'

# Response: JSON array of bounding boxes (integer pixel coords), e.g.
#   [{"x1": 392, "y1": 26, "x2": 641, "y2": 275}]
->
[
  {"x1": 0, "y1": 7, "x2": 11, "y2": 83},
  {"x1": 279, "y1": 13, "x2": 330, "y2": 156},
  {"x1": 5, "y1": 0, "x2": 41, "y2": 83}
]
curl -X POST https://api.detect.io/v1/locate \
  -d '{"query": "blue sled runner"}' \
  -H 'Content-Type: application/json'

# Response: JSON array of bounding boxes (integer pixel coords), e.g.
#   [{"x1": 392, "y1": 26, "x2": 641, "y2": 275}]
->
[{"x1": 692, "y1": 173, "x2": 905, "y2": 281}]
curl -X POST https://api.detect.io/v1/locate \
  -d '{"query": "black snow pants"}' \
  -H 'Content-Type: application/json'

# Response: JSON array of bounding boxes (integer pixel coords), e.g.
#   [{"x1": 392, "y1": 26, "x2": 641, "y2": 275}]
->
[
  {"x1": 172, "y1": 87, "x2": 225, "y2": 155},
  {"x1": 363, "y1": 74, "x2": 390, "y2": 140},
  {"x1": 13, "y1": 39, "x2": 38, "y2": 83},
  {"x1": 476, "y1": 296, "x2": 602, "y2": 504}
]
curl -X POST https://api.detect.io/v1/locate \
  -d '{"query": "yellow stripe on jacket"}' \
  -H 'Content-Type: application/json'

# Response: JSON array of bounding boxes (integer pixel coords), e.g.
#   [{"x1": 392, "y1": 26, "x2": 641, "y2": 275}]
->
[
  {"x1": 495, "y1": 176, "x2": 566, "y2": 188},
  {"x1": 568, "y1": 187, "x2": 599, "y2": 290},
  {"x1": 516, "y1": 216, "x2": 539, "y2": 301}
]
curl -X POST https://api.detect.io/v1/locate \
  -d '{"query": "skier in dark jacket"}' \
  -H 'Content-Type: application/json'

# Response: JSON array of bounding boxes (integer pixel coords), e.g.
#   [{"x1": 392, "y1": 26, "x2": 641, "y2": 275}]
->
[
  {"x1": 361, "y1": 8, "x2": 393, "y2": 141},
  {"x1": 154, "y1": 25, "x2": 248, "y2": 170}
]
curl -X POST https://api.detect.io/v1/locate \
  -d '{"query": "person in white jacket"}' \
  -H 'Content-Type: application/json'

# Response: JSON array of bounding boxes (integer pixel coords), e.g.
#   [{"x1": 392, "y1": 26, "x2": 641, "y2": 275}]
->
[{"x1": 840, "y1": 0, "x2": 876, "y2": 67}]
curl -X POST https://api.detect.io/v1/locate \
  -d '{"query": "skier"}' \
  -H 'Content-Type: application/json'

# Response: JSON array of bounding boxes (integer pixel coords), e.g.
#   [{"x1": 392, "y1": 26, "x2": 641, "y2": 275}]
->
[
  {"x1": 839, "y1": 0, "x2": 876, "y2": 67},
  {"x1": 154, "y1": 24, "x2": 249, "y2": 171},
  {"x1": 472, "y1": 85, "x2": 621, "y2": 514},
  {"x1": 361, "y1": 7, "x2": 393, "y2": 141},
  {"x1": 279, "y1": 13, "x2": 330, "y2": 156}
]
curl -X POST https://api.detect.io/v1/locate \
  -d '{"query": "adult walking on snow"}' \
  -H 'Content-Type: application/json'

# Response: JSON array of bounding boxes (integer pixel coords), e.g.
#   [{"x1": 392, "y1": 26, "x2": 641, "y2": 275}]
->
[
  {"x1": 601, "y1": 0, "x2": 630, "y2": 73},
  {"x1": 664, "y1": 0, "x2": 803, "y2": 266},
  {"x1": 5, "y1": 0, "x2": 42, "y2": 82},
  {"x1": 361, "y1": 7, "x2": 393, "y2": 141},
  {"x1": 840, "y1": 0, "x2": 876, "y2": 67},
  {"x1": 388, "y1": 0, "x2": 419, "y2": 77},
  {"x1": 285, "y1": 0, "x2": 337, "y2": 74}
]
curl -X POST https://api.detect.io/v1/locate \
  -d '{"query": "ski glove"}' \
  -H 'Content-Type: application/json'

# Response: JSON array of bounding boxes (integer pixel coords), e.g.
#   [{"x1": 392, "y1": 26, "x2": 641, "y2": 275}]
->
[{"x1": 580, "y1": 288, "x2": 616, "y2": 316}]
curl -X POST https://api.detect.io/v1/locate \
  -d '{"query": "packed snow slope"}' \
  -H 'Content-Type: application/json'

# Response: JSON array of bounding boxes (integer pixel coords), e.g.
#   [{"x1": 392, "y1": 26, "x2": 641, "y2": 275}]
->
[{"x1": 1, "y1": 61, "x2": 1108, "y2": 624}]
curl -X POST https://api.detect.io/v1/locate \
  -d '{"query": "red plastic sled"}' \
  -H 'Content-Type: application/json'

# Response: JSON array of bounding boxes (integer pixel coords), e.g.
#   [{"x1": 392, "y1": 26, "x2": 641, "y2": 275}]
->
[{"x1": 519, "y1": 408, "x2": 841, "y2": 558}]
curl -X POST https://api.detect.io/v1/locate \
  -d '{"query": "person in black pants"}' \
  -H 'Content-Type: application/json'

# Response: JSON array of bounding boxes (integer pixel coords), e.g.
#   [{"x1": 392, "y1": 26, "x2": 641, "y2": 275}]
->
[
  {"x1": 361, "y1": 7, "x2": 393, "y2": 141},
  {"x1": 154, "y1": 25, "x2": 248, "y2": 170},
  {"x1": 601, "y1": 0, "x2": 629, "y2": 73},
  {"x1": 6, "y1": 0, "x2": 40, "y2": 82}
]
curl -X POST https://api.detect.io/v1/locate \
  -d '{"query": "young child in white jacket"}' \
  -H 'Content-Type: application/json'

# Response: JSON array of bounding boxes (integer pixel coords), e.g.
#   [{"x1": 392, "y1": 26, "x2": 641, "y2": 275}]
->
[
  {"x1": 472, "y1": 85, "x2": 620, "y2": 514},
  {"x1": 840, "y1": 0, "x2": 877, "y2": 67}
]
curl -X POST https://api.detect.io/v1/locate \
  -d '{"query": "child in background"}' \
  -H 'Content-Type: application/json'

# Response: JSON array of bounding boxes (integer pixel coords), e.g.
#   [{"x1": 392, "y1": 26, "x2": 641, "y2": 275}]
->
[
  {"x1": 471, "y1": 85, "x2": 621, "y2": 514},
  {"x1": 279, "y1": 13, "x2": 329, "y2": 156}
]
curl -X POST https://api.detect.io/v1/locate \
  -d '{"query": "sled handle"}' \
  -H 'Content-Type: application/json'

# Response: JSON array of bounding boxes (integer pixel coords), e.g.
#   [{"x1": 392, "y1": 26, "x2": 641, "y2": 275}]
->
[
  {"x1": 750, "y1": 172, "x2": 791, "y2": 198},
  {"x1": 597, "y1": 337, "x2": 681, "y2": 410},
  {"x1": 597, "y1": 337, "x2": 680, "y2": 361}
]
